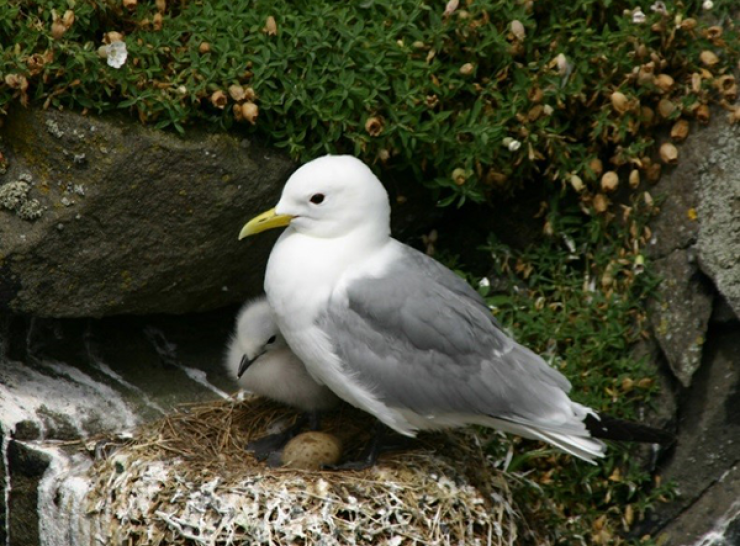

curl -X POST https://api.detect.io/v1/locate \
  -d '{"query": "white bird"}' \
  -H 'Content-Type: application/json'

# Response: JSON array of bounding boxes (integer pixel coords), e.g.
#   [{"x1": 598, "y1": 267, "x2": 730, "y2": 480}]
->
[
  {"x1": 226, "y1": 297, "x2": 339, "y2": 412},
  {"x1": 225, "y1": 297, "x2": 339, "y2": 458},
  {"x1": 238, "y1": 155, "x2": 672, "y2": 465}
]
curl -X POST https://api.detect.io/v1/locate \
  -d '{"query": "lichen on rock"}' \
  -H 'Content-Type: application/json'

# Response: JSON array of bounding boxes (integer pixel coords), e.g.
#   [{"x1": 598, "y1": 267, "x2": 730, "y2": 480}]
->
[{"x1": 0, "y1": 179, "x2": 44, "y2": 220}]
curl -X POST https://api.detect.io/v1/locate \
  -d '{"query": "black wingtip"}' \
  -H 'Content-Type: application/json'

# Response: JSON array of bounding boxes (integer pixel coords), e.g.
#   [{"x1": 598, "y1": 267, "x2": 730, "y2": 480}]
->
[{"x1": 585, "y1": 413, "x2": 676, "y2": 446}]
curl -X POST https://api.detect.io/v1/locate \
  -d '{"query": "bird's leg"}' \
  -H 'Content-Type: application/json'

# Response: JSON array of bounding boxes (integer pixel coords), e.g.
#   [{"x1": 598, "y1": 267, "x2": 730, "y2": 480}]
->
[
  {"x1": 324, "y1": 421, "x2": 416, "y2": 471},
  {"x1": 307, "y1": 410, "x2": 321, "y2": 431},
  {"x1": 246, "y1": 413, "x2": 310, "y2": 461}
]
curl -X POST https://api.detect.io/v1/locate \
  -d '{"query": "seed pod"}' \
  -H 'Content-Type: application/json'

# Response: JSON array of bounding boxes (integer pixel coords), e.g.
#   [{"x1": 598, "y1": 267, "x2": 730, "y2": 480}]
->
[
  {"x1": 62, "y1": 10, "x2": 75, "y2": 28},
  {"x1": 601, "y1": 171, "x2": 619, "y2": 193},
  {"x1": 459, "y1": 63, "x2": 474, "y2": 75},
  {"x1": 152, "y1": 12, "x2": 163, "y2": 30},
  {"x1": 232, "y1": 104, "x2": 243, "y2": 122},
  {"x1": 486, "y1": 170, "x2": 508, "y2": 185},
  {"x1": 4, "y1": 74, "x2": 29, "y2": 90},
  {"x1": 243, "y1": 86, "x2": 256, "y2": 101},
  {"x1": 646, "y1": 163, "x2": 662, "y2": 182},
  {"x1": 700, "y1": 50, "x2": 719, "y2": 67},
  {"x1": 715, "y1": 75, "x2": 737, "y2": 101},
  {"x1": 210, "y1": 90, "x2": 227, "y2": 109},
  {"x1": 589, "y1": 158, "x2": 604, "y2": 179},
  {"x1": 695, "y1": 104, "x2": 710, "y2": 124},
  {"x1": 51, "y1": 20, "x2": 67, "y2": 39},
  {"x1": 629, "y1": 169, "x2": 640, "y2": 189},
  {"x1": 593, "y1": 193, "x2": 609, "y2": 213},
  {"x1": 705, "y1": 26, "x2": 723, "y2": 41},
  {"x1": 611, "y1": 91, "x2": 630, "y2": 114},
  {"x1": 156, "y1": 0, "x2": 166, "y2": 12},
  {"x1": 680, "y1": 18, "x2": 697, "y2": 30},
  {"x1": 198, "y1": 41, "x2": 210, "y2": 54},
  {"x1": 670, "y1": 119, "x2": 690, "y2": 141},
  {"x1": 657, "y1": 98, "x2": 676, "y2": 119},
  {"x1": 640, "y1": 106, "x2": 655, "y2": 126},
  {"x1": 553, "y1": 53, "x2": 569, "y2": 75},
  {"x1": 241, "y1": 101, "x2": 259, "y2": 125},
  {"x1": 660, "y1": 142, "x2": 678, "y2": 164},
  {"x1": 570, "y1": 174, "x2": 585, "y2": 192},
  {"x1": 364, "y1": 116, "x2": 384, "y2": 136},
  {"x1": 106, "y1": 31, "x2": 124, "y2": 43},
  {"x1": 228, "y1": 85, "x2": 245, "y2": 101},
  {"x1": 655, "y1": 74, "x2": 674, "y2": 93},
  {"x1": 264, "y1": 16, "x2": 277, "y2": 36},
  {"x1": 122, "y1": 0, "x2": 137, "y2": 10},
  {"x1": 637, "y1": 63, "x2": 655, "y2": 86},
  {"x1": 728, "y1": 107, "x2": 740, "y2": 125},
  {"x1": 510, "y1": 20, "x2": 526, "y2": 40},
  {"x1": 452, "y1": 168, "x2": 467, "y2": 185}
]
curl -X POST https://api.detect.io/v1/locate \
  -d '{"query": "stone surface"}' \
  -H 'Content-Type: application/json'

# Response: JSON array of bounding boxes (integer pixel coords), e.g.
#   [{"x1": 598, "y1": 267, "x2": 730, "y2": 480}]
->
[
  {"x1": 696, "y1": 123, "x2": 740, "y2": 319},
  {"x1": 650, "y1": 324, "x2": 740, "y2": 543},
  {"x1": 0, "y1": 107, "x2": 296, "y2": 317},
  {"x1": 648, "y1": 250, "x2": 714, "y2": 387}
]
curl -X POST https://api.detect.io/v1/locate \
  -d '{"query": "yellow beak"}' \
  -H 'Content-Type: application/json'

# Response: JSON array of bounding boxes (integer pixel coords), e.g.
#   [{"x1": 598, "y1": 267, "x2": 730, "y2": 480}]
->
[{"x1": 238, "y1": 208, "x2": 293, "y2": 240}]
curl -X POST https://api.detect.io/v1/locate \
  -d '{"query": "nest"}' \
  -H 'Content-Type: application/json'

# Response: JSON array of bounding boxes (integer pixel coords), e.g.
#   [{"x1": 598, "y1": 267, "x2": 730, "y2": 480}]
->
[{"x1": 80, "y1": 396, "x2": 533, "y2": 546}]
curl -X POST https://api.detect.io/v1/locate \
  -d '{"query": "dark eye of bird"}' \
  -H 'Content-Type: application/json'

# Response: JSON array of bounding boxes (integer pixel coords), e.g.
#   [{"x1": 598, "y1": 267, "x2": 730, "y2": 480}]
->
[
  {"x1": 267, "y1": 335, "x2": 277, "y2": 344},
  {"x1": 310, "y1": 193, "x2": 325, "y2": 204}
]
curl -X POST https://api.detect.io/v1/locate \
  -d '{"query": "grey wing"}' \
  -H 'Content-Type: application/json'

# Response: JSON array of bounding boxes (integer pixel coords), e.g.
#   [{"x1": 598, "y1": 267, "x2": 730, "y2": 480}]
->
[
  {"x1": 318, "y1": 246, "x2": 573, "y2": 426},
  {"x1": 395, "y1": 244, "x2": 505, "y2": 330}
]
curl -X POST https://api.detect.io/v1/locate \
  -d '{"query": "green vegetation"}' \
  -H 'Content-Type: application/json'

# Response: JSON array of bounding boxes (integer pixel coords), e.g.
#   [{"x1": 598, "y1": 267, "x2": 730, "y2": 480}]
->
[
  {"x1": 1, "y1": 0, "x2": 738, "y2": 205},
  {"x1": 480, "y1": 202, "x2": 676, "y2": 544},
  {"x1": 1, "y1": 0, "x2": 738, "y2": 543}
]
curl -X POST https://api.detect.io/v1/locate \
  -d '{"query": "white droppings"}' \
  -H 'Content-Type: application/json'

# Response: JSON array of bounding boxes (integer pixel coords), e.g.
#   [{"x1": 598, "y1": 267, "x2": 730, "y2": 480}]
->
[{"x1": 36, "y1": 444, "x2": 94, "y2": 546}]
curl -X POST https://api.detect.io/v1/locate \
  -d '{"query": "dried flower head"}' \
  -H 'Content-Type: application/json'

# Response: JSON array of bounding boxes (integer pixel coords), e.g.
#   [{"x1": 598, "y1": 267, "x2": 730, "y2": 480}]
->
[
  {"x1": 659, "y1": 142, "x2": 678, "y2": 164},
  {"x1": 452, "y1": 168, "x2": 468, "y2": 186},
  {"x1": 601, "y1": 171, "x2": 619, "y2": 193},
  {"x1": 459, "y1": 63, "x2": 474, "y2": 75},
  {"x1": 264, "y1": 16, "x2": 277, "y2": 36},
  {"x1": 241, "y1": 101, "x2": 259, "y2": 124},
  {"x1": 670, "y1": 119, "x2": 690, "y2": 141},
  {"x1": 365, "y1": 116, "x2": 385, "y2": 136},
  {"x1": 700, "y1": 50, "x2": 719, "y2": 67},
  {"x1": 210, "y1": 90, "x2": 228, "y2": 109},
  {"x1": 510, "y1": 20, "x2": 526, "y2": 41}
]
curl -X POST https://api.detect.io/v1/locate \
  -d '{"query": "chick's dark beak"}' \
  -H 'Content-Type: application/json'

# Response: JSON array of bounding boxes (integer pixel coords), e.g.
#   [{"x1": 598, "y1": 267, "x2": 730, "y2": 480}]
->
[{"x1": 237, "y1": 354, "x2": 257, "y2": 378}]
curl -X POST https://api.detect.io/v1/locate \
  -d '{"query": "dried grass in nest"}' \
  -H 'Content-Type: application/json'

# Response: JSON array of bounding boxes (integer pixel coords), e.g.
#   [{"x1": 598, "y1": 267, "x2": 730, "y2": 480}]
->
[{"x1": 82, "y1": 396, "x2": 541, "y2": 546}]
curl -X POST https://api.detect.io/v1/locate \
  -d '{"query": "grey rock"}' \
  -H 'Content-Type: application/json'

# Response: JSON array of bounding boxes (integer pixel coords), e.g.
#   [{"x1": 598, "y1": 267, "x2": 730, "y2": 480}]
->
[
  {"x1": 651, "y1": 325, "x2": 740, "y2": 541},
  {"x1": 0, "y1": 107, "x2": 296, "y2": 317},
  {"x1": 697, "y1": 123, "x2": 740, "y2": 319},
  {"x1": 659, "y1": 462, "x2": 740, "y2": 546},
  {"x1": 648, "y1": 250, "x2": 714, "y2": 387},
  {"x1": 0, "y1": 308, "x2": 245, "y2": 545}
]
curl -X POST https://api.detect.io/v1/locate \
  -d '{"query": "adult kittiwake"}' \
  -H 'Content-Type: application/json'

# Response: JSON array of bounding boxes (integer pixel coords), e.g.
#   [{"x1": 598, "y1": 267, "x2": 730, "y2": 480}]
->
[
  {"x1": 226, "y1": 297, "x2": 339, "y2": 458},
  {"x1": 239, "y1": 155, "x2": 673, "y2": 465}
]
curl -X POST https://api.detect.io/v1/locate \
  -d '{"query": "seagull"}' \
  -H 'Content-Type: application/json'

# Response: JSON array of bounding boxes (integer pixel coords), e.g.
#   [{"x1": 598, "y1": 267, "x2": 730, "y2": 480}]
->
[
  {"x1": 239, "y1": 155, "x2": 673, "y2": 466},
  {"x1": 225, "y1": 297, "x2": 339, "y2": 458}
]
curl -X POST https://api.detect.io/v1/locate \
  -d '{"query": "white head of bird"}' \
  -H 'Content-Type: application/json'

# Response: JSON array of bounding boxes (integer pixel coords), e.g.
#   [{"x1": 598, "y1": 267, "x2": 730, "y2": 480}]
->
[{"x1": 239, "y1": 155, "x2": 390, "y2": 242}]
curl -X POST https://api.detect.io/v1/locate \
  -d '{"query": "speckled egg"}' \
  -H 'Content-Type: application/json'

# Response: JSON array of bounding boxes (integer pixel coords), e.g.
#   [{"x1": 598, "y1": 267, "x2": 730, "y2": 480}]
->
[{"x1": 280, "y1": 431, "x2": 343, "y2": 470}]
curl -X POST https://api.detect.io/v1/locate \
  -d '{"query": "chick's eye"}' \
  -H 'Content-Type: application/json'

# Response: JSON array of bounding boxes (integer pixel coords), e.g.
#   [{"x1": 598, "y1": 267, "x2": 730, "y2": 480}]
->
[
  {"x1": 266, "y1": 335, "x2": 277, "y2": 345},
  {"x1": 309, "y1": 193, "x2": 325, "y2": 205}
]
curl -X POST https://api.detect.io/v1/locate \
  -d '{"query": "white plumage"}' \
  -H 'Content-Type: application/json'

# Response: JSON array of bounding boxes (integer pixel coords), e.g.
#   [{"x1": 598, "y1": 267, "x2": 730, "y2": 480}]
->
[{"x1": 225, "y1": 297, "x2": 338, "y2": 412}]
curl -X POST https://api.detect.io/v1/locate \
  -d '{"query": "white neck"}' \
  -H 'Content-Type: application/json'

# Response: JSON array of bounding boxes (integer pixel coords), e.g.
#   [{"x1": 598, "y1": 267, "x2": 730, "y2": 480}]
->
[{"x1": 265, "y1": 226, "x2": 389, "y2": 330}]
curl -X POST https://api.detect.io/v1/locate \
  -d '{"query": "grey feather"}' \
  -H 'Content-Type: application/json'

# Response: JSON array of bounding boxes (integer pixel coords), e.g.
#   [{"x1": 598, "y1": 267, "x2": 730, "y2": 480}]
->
[{"x1": 318, "y1": 243, "x2": 575, "y2": 429}]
